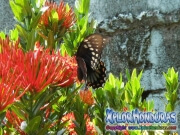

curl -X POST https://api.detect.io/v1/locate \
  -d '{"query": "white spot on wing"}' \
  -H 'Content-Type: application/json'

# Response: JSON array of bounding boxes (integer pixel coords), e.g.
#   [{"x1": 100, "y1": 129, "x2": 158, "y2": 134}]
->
[
  {"x1": 84, "y1": 45, "x2": 88, "y2": 48},
  {"x1": 88, "y1": 44, "x2": 92, "y2": 47},
  {"x1": 92, "y1": 52, "x2": 95, "y2": 55},
  {"x1": 90, "y1": 48, "x2": 94, "y2": 51},
  {"x1": 91, "y1": 61, "x2": 94, "y2": 65}
]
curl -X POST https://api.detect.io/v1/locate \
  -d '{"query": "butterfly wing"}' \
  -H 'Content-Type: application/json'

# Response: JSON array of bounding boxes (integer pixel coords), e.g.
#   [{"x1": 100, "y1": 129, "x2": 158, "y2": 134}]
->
[
  {"x1": 76, "y1": 57, "x2": 87, "y2": 82},
  {"x1": 87, "y1": 61, "x2": 106, "y2": 89},
  {"x1": 76, "y1": 34, "x2": 107, "y2": 69},
  {"x1": 76, "y1": 34, "x2": 108, "y2": 89}
]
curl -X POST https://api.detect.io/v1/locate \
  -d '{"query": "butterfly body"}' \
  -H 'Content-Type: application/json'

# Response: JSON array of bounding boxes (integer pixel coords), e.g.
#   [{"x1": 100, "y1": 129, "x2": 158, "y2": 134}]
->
[{"x1": 76, "y1": 34, "x2": 108, "y2": 89}]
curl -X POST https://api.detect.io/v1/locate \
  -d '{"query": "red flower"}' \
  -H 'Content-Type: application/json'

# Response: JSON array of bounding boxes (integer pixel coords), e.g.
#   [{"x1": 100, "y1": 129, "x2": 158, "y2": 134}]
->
[
  {"x1": 79, "y1": 89, "x2": 94, "y2": 105},
  {"x1": 6, "y1": 110, "x2": 27, "y2": 135},
  {"x1": 57, "y1": 1, "x2": 75, "y2": 28},
  {"x1": 1, "y1": 37, "x2": 77, "y2": 93},
  {"x1": 0, "y1": 68, "x2": 26, "y2": 112},
  {"x1": 39, "y1": 0, "x2": 75, "y2": 29},
  {"x1": 61, "y1": 113, "x2": 76, "y2": 135},
  {"x1": 0, "y1": 37, "x2": 28, "y2": 112},
  {"x1": 0, "y1": 37, "x2": 23, "y2": 77},
  {"x1": 40, "y1": 1, "x2": 58, "y2": 26},
  {"x1": 122, "y1": 130, "x2": 129, "y2": 135},
  {"x1": 62, "y1": 113, "x2": 97, "y2": 135},
  {"x1": 20, "y1": 46, "x2": 77, "y2": 92}
]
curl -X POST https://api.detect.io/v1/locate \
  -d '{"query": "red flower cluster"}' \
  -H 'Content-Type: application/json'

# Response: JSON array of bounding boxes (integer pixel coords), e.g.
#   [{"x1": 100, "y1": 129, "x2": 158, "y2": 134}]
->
[
  {"x1": 0, "y1": 37, "x2": 26, "y2": 111},
  {"x1": 79, "y1": 89, "x2": 94, "y2": 105},
  {"x1": 0, "y1": 37, "x2": 77, "y2": 112},
  {"x1": 62, "y1": 112, "x2": 97, "y2": 135},
  {"x1": 19, "y1": 45, "x2": 77, "y2": 92},
  {"x1": 5, "y1": 110, "x2": 27, "y2": 135},
  {"x1": 0, "y1": 68, "x2": 26, "y2": 111},
  {"x1": 40, "y1": 0, "x2": 75, "y2": 29}
]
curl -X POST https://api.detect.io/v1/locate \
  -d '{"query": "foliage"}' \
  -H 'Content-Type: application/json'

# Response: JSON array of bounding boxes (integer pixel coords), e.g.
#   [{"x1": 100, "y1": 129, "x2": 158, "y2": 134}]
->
[
  {"x1": 163, "y1": 67, "x2": 179, "y2": 111},
  {"x1": 9, "y1": 0, "x2": 43, "y2": 51},
  {"x1": 0, "y1": 0, "x2": 179, "y2": 135},
  {"x1": 61, "y1": 0, "x2": 96, "y2": 56}
]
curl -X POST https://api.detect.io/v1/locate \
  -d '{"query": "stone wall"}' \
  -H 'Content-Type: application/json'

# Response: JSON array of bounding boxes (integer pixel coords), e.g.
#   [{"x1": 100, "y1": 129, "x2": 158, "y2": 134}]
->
[{"x1": 0, "y1": 0, "x2": 180, "y2": 133}]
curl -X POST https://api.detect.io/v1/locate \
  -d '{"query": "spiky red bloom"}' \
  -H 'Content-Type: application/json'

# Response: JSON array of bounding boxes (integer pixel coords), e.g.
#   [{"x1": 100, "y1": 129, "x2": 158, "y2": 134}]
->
[
  {"x1": 40, "y1": 1, "x2": 58, "y2": 26},
  {"x1": 0, "y1": 37, "x2": 23, "y2": 76},
  {"x1": 0, "y1": 37, "x2": 77, "y2": 93},
  {"x1": 79, "y1": 89, "x2": 94, "y2": 105},
  {"x1": 40, "y1": 0, "x2": 75, "y2": 29},
  {"x1": 0, "y1": 38, "x2": 28, "y2": 112},
  {"x1": 62, "y1": 113, "x2": 97, "y2": 135},
  {"x1": 6, "y1": 110, "x2": 27, "y2": 135},
  {"x1": 20, "y1": 46, "x2": 77, "y2": 92},
  {"x1": 0, "y1": 68, "x2": 26, "y2": 112},
  {"x1": 57, "y1": 1, "x2": 75, "y2": 28}
]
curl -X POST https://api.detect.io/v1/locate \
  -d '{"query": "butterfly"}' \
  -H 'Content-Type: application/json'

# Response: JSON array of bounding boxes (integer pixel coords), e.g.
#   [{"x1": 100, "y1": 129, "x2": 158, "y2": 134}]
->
[{"x1": 76, "y1": 34, "x2": 108, "y2": 89}]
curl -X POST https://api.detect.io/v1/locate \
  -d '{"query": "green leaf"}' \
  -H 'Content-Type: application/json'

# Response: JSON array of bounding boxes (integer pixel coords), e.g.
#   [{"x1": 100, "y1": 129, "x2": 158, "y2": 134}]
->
[
  {"x1": 0, "y1": 32, "x2": 6, "y2": 39},
  {"x1": 65, "y1": 3, "x2": 70, "y2": 12},
  {"x1": 125, "y1": 90, "x2": 132, "y2": 103},
  {"x1": 60, "y1": 43, "x2": 67, "y2": 56},
  {"x1": 16, "y1": 24, "x2": 28, "y2": 41},
  {"x1": 23, "y1": 0, "x2": 32, "y2": 17},
  {"x1": 126, "y1": 69, "x2": 131, "y2": 81},
  {"x1": 51, "y1": 10, "x2": 59, "y2": 23},
  {"x1": 75, "y1": 0, "x2": 90, "y2": 15},
  {"x1": 0, "y1": 112, "x2": 5, "y2": 123},
  {"x1": 9, "y1": 0, "x2": 23, "y2": 21},
  {"x1": 10, "y1": 28, "x2": 19, "y2": 41},
  {"x1": 27, "y1": 29, "x2": 36, "y2": 50},
  {"x1": 25, "y1": 116, "x2": 41, "y2": 133},
  {"x1": 32, "y1": 94, "x2": 47, "y2": 115},
  {"x1": 14, "y1": 0, "x2": 25, "y2": 7},
  {"x1": 165, "y1": 103, "x2": 172, "y2": 112},
  {"x1": 83, "y1": 0, "x2": 90, "y2": 14},
  {"x1": 47, "y1": 30, "x2": 55, "y2": 49},
  {"x1": 11, "y1": 105, "x2": 26, "y2": 120},
  {"x1": 0, "y1": 127, "x2": 3, "y2": 135},
  {"x1": 108, "y1": 73, "x2": 115, "y2": 87},
  {"x1": 164, "y1": 67, "x2": 179, "y2": 111},
  {"x1": 30, "y1": 12, "x2": 42, "y2": 29},
  {"x1": 79, "y1": 15, "x2": 89, "y2": 35},
  {"x1": 148, "y1": 100, "x2": 154, "y2": 111},
  {"x1": 37, "y1": 122, "x2": 52, "y2": 135},
  {"x1": 33, "y1": 0, "x2": 44, "y2": 8}
]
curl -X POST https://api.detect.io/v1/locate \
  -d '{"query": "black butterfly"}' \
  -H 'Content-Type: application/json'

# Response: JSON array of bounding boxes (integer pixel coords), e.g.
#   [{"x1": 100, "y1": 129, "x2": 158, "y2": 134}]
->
[{"x1": 76, "y1": 34, "x2": 108, "y2": 89}]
